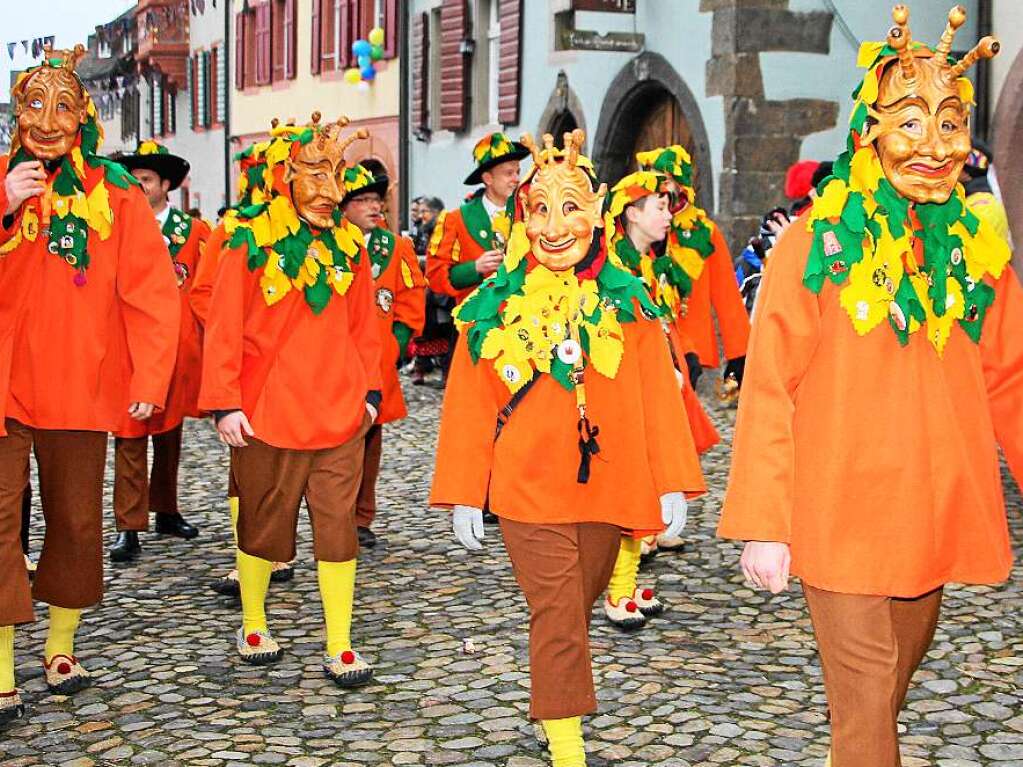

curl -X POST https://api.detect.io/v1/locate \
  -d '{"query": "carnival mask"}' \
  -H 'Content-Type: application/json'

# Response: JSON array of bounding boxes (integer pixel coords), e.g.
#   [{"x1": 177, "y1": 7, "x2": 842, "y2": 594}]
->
[
  {"x1": 11, "y1": 45, "x2": 88, "y2": 162},
  {"x1": 862, "y1": 5, "x2": 999, "y2": 204},
  {"x1": 282, "y1": 114, "x2": 368, "y2": 230},
  {"x1": 519, "y1": 131, "x2": 606, "y2": 272}
]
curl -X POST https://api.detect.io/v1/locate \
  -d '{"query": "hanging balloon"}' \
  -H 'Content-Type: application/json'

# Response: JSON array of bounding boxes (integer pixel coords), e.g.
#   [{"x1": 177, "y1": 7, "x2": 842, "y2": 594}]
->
[
  {"x1": 368, "y1": 27, "x2": 385, "y2": 47},
  {"x1": 357, "y1": 54, "x2": 371, "y2": 70},
  {"x1": 351, "y1": 39, "x2": 372, "y2": 58},
  {"x1": 344, "y1": 67, "x2": 361, "y2": 84},
  {"x1": 370, "y1": 44, "x2": 384, "y2": 61},
  {"x1": 361, "y1": 65, "x2": 377, "y2": 81},
  {"x1": 357, "y1": 80, "x2": 371, "y2": 92}
]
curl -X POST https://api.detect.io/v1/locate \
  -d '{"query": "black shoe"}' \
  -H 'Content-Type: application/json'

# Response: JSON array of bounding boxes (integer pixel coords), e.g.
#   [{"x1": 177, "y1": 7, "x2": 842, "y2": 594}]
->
[
  {"x1": 357, "y1": 526, "x2": 377, "y2": 548},
  {"x1": 155, "y1": 513, "x2": 199, "y2": 540},
  {"x1": 109, "y1": 531, "x2": 141, "y2": 563},
  {"x1": 482, "y1": 511, "x2": 498, "y2": 525}
]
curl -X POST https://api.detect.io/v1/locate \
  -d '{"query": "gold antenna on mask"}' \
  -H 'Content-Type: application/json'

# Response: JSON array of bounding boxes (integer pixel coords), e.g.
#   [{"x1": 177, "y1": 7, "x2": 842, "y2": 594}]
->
[
  {"x1": 935, "y1": 5, "x2": 967, "y2": 60},
  {"x1": 520, "y1": 133, "x2": 543, "y2": 166},
  {"x1": 888, "y1": 5, "x2": 916, "y2": 84},
  {"x1": 948, "y1": 36, "x2": 1001, "y2": 80},
  {"x1": 337, "y1": 128, "x2": 369, "y2": 156}
]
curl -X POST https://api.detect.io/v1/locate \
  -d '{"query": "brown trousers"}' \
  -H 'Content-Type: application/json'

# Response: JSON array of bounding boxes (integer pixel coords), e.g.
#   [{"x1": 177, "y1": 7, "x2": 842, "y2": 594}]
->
[
  {"x1": 500, "y1": 517, "x2": 621, "y2": 721},
  {"x1": 0, "y1": 419, "x2": 107, "y2": 625},
  {"x1": 804, "y1": 584, "x2": 943, "y2": 767},
  {"x1": 113, "y1": 425, "x2": 183, "y2": 531},
  {"x1": 231, "y1": 416, "x2": 370, "y2": 563},
  {"x1": 355, "y1": 424, "x2": 382, "y2": 528}
]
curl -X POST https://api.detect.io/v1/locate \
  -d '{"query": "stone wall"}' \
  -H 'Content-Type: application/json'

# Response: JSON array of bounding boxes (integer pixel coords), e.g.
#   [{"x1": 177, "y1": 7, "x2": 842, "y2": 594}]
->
[{"x1": 703, "y1": 0, "x2": 838, "y2": 255}]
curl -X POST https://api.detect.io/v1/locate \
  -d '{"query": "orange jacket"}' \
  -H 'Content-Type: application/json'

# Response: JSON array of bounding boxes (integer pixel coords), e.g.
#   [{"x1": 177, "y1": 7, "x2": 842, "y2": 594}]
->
[
  {"x1": 119, "y1": 209, "x2": 209, "y2": 437},
  {"x1": 189, "y1": 223, "x2": 228, "y2": 329},
  {"x1": 0, "y1": 157, "x2": 180, "y2": 436},
  {"x1": 664, "y1": 319, "x2": 720, "y2": 454},
  {"x1": 718, "y1": 220, "x2": 1023, "y2": 598},
  {"x1": 676, "y1": 225, "x2": 750, "y2": 367},
  {"x1": 198, "y1": 234, "x2": 383, "y2": 451},
  {"x1": 431, "y1": 310, "x2": 706, "y2": 531},
  {"x1": 370, "y1": 231, "x2": 426, "y2": 424},
  {"x1": 425, "y1": 206, "x2": 487, "y2": 305}
]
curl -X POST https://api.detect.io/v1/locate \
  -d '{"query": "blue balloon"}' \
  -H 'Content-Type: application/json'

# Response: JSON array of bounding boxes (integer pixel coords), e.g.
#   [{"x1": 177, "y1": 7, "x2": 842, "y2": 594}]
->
[
  {"x1": 352, "y1": 39, "x2": 372, "y2": 58},
  {"x1": 361, "y1": 65, "x2": 377, "y2": 81},
  {"x1": 357, "y1": 54, "x2": 371, "y2": 69}
]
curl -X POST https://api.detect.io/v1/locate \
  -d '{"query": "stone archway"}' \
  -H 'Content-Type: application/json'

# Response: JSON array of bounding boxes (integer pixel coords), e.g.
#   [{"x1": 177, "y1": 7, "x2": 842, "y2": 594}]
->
[
  {"x1": 992, "y1": 45, "x2": 1023, "y2": 277},
  {"x1": 537, "y1": 71, "x2": 588, "y2": 149},
  {"x1": 592, "y1": 52, "x2": 714, "y2": 212}
]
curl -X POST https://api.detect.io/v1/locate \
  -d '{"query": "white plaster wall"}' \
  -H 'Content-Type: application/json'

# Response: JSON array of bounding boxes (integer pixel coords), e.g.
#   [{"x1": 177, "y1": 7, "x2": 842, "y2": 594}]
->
[{"x1": 991, "y1": 0, "x2": 1023, "y2": 114}]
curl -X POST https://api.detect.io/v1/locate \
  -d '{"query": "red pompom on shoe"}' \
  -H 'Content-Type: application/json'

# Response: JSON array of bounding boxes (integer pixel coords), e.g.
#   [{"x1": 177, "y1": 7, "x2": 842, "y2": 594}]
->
[
  {"x1": 57, "y1": 661, "x2": 71, "y2": 675},
  {"x1": 246, "y1": 633, "x2": 261, "y2": 647},
  {"x1": 625, "y1": 601, "x2": 638, "y2": 614},
  {"x1": 340, "y1": 650, "x2": 356, "y2": 665},
  {"x1": 642, "y1": 589, "x2": 655, "y2": 601}
]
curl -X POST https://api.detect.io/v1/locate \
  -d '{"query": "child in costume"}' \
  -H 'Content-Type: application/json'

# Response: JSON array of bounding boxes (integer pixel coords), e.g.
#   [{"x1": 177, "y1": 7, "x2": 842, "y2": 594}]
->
[
  {"x1": 719, "y1": 7, "x2": 1019, "y2": 766},
  {"x1": 340, "y1": 165, "x2": 427, "y2": 548},
  {"x1": 200, "y1": 114, "x2": 382, "y2": 687},
  {"x1": 431, "y1": 130, "x2": 704, "y2": 767},
  {"x1": 0, "y1": 46, "x2": 179, "y2": 722},
  {"x1": 600, "y1": 169, "x2": 714, "y2": 630}
]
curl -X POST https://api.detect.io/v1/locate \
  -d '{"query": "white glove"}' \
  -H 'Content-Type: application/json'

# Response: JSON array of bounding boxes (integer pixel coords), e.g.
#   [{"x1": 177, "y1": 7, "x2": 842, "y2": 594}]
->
[
  {"x1": 452, "y1": 505, "x2": 485, "y2": 551},
  {"x1": 660, "y1": 492, "x2": 688, "y2": 539},
  {"x1": 365, "y1": 402, "x2": 378, "y2": 422}
]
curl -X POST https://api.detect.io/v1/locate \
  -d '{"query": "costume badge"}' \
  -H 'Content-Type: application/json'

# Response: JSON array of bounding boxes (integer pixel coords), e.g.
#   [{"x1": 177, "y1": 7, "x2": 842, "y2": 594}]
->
[
  {"x1": 376, "y1": 287, "x2": 394, "y2": 313},
  {"x1": 822, "y1": 230, "x2": 843, "y2": 257}
]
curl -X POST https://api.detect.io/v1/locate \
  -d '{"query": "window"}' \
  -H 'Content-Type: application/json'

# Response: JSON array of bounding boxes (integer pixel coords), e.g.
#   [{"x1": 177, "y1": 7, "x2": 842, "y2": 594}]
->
[
  {"x1": 208, "y1": 47, "x2": 218, "y2": 124},
  {"x1": 166, "y1": 87, "x2": 176, "y2": 135},
  {"x1": 152, "y1": 76, "x2": 163, "y2": 138},
  {"x1": 197, "y1": 52, "x2": 208, "y2": 126},
  {"x1": 216, "y1": 42, "x2": 228, "y2": 122},
  {"x1": 471, "y1": 0, "x2": 500, "y2": 127},
  {"x1": 98, "y1": 39, "x2": 111, "y2": 59},
  {"x1": 273, "y1": 0, "x2": 297, "y2": 81},
  {"x1": 244, "y1": 9, "x2": 257, "y2": 87}
]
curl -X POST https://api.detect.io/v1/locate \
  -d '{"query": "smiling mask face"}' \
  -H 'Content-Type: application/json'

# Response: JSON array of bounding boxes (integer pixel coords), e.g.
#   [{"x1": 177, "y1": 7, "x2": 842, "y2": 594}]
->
[{"x1": 13, "y1": 50, "x2": 88, "y2": 162}]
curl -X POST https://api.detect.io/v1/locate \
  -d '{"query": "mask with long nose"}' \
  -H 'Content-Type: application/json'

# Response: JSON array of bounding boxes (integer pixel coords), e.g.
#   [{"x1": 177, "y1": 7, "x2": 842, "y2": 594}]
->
[
  {"x1": 11, "y1": 44, "x2": 89, "y2": 162},
  {"x1": 519, "y1": 131, "x2": 606, "y2": 272},
  {"x1": 861, "y1": 5, "x2": 999, "y2": 204}
]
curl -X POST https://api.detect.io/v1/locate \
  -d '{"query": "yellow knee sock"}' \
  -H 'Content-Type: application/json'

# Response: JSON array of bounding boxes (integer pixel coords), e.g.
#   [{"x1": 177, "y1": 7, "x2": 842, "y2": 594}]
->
[
  {"x1": 607, "y1": 538, "x2": 641, "y2": 603},
  {"x1": 237, "y1": 548, "x2": 273, "y2": 635},
  {"x1": 229, "y1": 496, "x2": 240, "y2": 540},
  {"x1": 542, "y1": 717, "x2": 586, "y2": 767},
  {"x1": 43, "y1": 606, "x2": 81, "y2": 662},
  {"x1": 0, "y1": 625, "x2": 14, "y2": 692},
  {"x1": 317, "y1": 559, "x2": 357, "y2": 657}
]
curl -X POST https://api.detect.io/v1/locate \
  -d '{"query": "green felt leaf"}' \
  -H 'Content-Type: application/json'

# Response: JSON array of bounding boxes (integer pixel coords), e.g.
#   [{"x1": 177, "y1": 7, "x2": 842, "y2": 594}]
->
[
  {"x1": 304, "y1": 271, "x2": 332, "y2": 315},
  {"x1": 550, "y1": 356, "x2": 574, "y2": 391}
]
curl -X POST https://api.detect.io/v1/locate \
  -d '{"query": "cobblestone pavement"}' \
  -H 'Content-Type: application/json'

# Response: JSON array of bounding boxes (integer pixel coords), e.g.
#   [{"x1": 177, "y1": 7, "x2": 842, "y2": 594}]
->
[{"x1": 2, "y1": 376, "x2": 1022, "y2": 767}]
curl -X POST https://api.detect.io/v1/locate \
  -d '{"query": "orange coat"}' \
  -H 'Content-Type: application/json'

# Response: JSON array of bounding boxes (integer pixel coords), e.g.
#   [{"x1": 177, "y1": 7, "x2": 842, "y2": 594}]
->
[
  {"x1": 677, "y1": 225, "x2": 750, "y2": 367},
  {"x1": 665, "y1": 319, "x2": 721, "y2": 454},
  {"x1": 189, "y1": 223, "x2": 228, "y2": 329},
  {"x1": 717, "y1": 220, "x2": 1023, "y2": 598},
  {"x1": 431, "y1": 310, "x2": 706, "y2": 531},
  {"x1": 370, "y1": 231, "x2": 426, "y2": 424},
  {"x1": 198, "y1": 235, "x2": 383, "y2": 451},
  {"x1": 0, "y1": 157, "x2": 180, "y2": 437},
  {"x1": 119, "y1": 209, "x2": 209, "y2": 437},
  {"x1": 425, "y1": 206, "x2": 486, "y2": 305}
]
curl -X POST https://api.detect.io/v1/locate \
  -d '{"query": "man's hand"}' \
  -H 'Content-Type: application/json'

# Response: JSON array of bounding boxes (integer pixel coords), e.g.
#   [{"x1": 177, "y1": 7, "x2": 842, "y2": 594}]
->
[
  {"x1": 128, "y1": 402, "x2": 155, "y2": 421},
  {"x1": 474, "y1": 249, "x2": 503, "y2": 276},
  {"x1": 4, "y1": 161, "x2": 46, "y2": 217},
  {"x1": 741, "y1": 541, "x2": 791, "y2": 594},
  {"x1": 217, "y1": 410, "x2": 255, "y2": 448}
]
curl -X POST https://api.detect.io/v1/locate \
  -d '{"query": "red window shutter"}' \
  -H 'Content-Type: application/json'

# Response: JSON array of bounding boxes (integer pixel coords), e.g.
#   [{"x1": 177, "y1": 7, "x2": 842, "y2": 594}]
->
[
  {"x1": 411, "y1": 12, "x2": 428, "y2": 131},
  {"x1": 310, "y1": 0, "x2": 322, "y2": 74},
  {"x1": 272, "y1": 0, "x2": 285, "y2": 82},
  {"x1": 497, "y1": 0, "x2": 523, "y2": 125},
  {"x1": 209, "y1": 48, "x2": 218, "y2": 126},
  {"x1": 383, "y1": 0, "x2": 398, "y2": 59},
  {"x1": 439, "y1": 0, "x2": 469, "y2": 132},
  {"x1": 234, "y1": 12, "x2": 245, "y2": 90},
  {"x1": 284, "y1": 0, "x2": 296, "y2": 79},
  {"x1": 256, "y1": 3, "x2": 272, "y2": 85},
  {"x1": 338, "y1": 0, "x2": 353, "y2": 69},
  {"x1": 321, "y1": 0, "x2": 336, "y2": 71}
]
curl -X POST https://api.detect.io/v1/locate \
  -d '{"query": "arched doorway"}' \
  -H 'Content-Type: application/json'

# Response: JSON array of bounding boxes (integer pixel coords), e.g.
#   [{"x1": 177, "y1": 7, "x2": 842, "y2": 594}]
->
[
  {"x1": 537, "y1": 71, "x2": 588, "y2": 150},
  {"x1": 592, "y1": 53, "x2": 713, "y2": 212},
  {"x1": 548, "y1": 110, "x2": 579, "y2": 147}
]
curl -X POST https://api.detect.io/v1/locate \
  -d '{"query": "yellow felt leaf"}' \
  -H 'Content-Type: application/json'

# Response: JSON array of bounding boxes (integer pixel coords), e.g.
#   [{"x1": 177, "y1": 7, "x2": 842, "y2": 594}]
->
[
  {"x1": 672, "y1": 243, "x2": 707, "y2": 281},
  {"x1": 260, "y1": 262, "x2": 292, "y2": 306},
  {"x1": 86, "y1": 183, "x2": 113, "y2": 240},
  {"x1": 811, "y1": 179, "x2": 849, "y2": 222},
  {"x1": 504, "y1": 222, "x2": 529, "y2": 272},
  {"x1": 859, "y1": 69, "x2": 880, "y2": 106},
  {"x1": 958, "y1": 217, "x2": 1011, "y2": 282},
  {"x1": 588, "y1": 310, "x2": 624, "y2": 379},
  {"x1": 839, "y1": 258, "x2": 890, "y2": 335},
  {"x1": 250, "y1": 187, "x2": 266, "y2": 206},
  {"x1": 849, "y1": 148, "x2": 884, "y2": 194},
  {"x1": 265, "y1": 139, "x2": 291, "y2": 167},
  {"x1": 492, "y1": 353, "x2": 531, "y2": 393},
  {"x1": 248, "y1": 213, "x2": 273, "y2": 246},
  {"x1": 857, "y1": 41, "x2": 886, "y2": 68},
  {"x1": 924, "y1": 278, "x2": 965, "y2": 355},
  {"x1": 958, "y1": 77, "x2": 975, "y2": 105},
  {"x1": 328, "y1": 267, "x2": 354, "y2": 296},
  {"x1": 400, "y1": 258, "x2": 414, "y2": 289},
  {"x1": 71, "y1": 148, "x2": 86, "y2": 178},
  {"x1": 268, "y1": 196, "x2": 300, "y2": 241}
]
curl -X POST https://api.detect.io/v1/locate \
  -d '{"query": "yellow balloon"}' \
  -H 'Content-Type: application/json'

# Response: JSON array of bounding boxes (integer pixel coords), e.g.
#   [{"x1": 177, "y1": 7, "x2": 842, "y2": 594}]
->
[
  {"x1": 344, "y1": 68, "x2": 361, "y2": 84},
  {"x1": 368, "y1": 27, "x2": 385, "y2": 47}
]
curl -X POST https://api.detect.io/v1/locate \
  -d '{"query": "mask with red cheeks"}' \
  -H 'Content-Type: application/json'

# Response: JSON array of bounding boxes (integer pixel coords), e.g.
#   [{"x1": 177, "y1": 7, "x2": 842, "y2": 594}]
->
[{"x1": 520, "y1": 130, "x2": 606, "y2": 272}]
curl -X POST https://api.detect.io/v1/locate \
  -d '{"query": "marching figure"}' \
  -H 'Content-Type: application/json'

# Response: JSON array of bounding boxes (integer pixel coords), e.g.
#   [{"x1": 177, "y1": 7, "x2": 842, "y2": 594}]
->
[
  {"x1": 432, "y1": 130, "x2": 704, "y2": 767},
  {"x1": 340, "y1": 165, "x2": 426, "y2": 549},
  {"x1": 0, "y1": 46, "x2": 179, "y2": 722},
  {"x1": 719, "y1": 7, "x2": 1020, "y2": 766},
  {"x1": 109, "y1": 140, "x2": 207, "y2": 563},
  {"x1": 200, "y1": 114, "x2": 382, "y2": 687}
]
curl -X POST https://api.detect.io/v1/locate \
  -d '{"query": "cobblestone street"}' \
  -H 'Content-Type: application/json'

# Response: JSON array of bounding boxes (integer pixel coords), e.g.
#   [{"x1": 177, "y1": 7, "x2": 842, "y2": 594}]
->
[{"x1": 2, "y1": 379, "x2": 1022, "y2": 767}]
